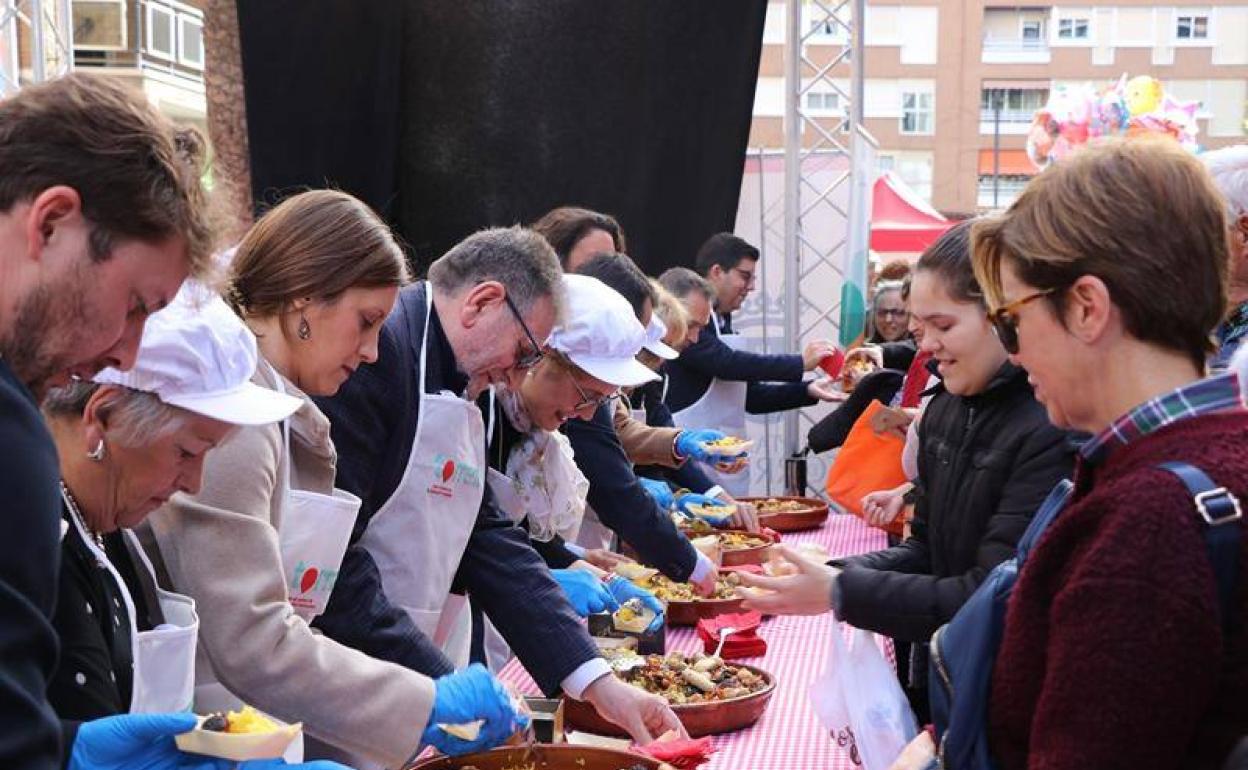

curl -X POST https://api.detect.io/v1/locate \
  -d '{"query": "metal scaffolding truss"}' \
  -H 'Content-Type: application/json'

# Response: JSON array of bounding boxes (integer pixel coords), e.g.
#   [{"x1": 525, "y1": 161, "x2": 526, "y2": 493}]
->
[
  {"x1": 782, "y1": 0, "x2": 873, "y2": 488},
  {"x1": 1, "y1": 0, "x2": 73, "y2": 95}
]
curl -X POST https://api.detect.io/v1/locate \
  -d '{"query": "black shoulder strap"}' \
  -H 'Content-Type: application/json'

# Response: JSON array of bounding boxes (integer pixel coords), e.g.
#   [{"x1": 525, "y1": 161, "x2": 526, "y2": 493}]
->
[{"x1": 1157, "y1": 461, "x2": 1243, "y2": 634}]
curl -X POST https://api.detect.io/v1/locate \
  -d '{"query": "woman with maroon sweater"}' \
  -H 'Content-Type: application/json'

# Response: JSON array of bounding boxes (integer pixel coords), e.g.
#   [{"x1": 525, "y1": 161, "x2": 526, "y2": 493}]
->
[{"x1": 968, "y1": 138, "x2": 1248, "y2": 770}]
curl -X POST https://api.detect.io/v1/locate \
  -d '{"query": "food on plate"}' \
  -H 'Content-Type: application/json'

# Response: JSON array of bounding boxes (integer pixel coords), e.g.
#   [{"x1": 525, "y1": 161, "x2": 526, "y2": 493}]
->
[
  {"x1": 613, "y1": 562, "x2": 659, "y2": 582},
  {"x1": 718, "y1": 532, "x2": 771, "y2": 551},
  {"x1": 631, "y1": 571, "x2": 740, "y2": 602},
  {"x1": 840, "y1": 355, "x2": 877, "y2": 392},
  {"x1": 699, "y1": 437, "x2": 752, "y2": 454},
  {"x1": 612, "y1": 598, "x2": 657, "y2": 634},
  {"x1": 607, "y1": 652, "x2": 768, "y2": 705},
  {"x1": 175, "y1": 705, "x2": 301, "y2": 761},
  {"x1": 684, "y1": 502, "x2": 737, "y2": 520},
  {"x1": 201, "y1": 706, "x2": 279, "y2": 734},
  {"x1": 755, "y1": 498, "x2": 813, "y2": 514}
]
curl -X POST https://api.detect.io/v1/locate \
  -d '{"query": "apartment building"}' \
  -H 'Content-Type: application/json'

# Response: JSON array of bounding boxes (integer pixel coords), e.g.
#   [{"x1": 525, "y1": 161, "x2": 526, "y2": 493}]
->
[
  {"x1": 69, "y1": 0, "x2": 206, "y2": 129},
  {"x1": 751, "y1": 1, "x2": 1248, "y2": 213}
]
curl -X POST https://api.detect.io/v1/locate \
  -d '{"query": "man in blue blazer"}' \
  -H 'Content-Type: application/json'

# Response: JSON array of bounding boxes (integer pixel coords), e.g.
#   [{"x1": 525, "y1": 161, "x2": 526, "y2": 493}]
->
[
  {"x1": 660, "y1": 243, "x2": 839, "y2": 494},
  {"x1": 315, "y1": 228, "x2": 681, "y2": 744}
]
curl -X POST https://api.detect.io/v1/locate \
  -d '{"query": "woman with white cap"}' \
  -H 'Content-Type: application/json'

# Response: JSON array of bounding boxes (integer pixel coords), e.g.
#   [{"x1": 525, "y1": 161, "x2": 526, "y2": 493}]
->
[
  {"x1": 476, "y1": 274, "x2": 670, "y2": 667},
  {"x1": 43, "y1": 283, "x2": 302, "y2": 723},
  {"x1": 138, "y1": 191, "x2": 525, "y2": 768}
]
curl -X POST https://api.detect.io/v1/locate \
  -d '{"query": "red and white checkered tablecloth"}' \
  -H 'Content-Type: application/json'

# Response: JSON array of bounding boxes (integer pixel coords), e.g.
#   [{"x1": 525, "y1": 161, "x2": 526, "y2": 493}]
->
[{"x1": 498, "y1": 513, "x2": 890, "y2": 770}]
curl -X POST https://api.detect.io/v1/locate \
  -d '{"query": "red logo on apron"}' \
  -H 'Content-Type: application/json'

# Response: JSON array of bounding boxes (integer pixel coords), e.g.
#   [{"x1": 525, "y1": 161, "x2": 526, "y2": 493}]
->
[
  {"x1": 299, "y1": 566, "x2": 319, "y2": 594},
  {"x1": 441, "y1": 459, "x2": 456, "y2": 483}
]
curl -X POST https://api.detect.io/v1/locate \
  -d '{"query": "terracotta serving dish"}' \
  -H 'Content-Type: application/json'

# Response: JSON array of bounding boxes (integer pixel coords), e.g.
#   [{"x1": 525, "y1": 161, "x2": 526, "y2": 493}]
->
[
  {"x1": 740, "y1": 496, "x2": 830, "y2": 532},
  {"x1": 664, "y1": 594, "x2": 748, "y2": 626},
  {"x1": 678, "y1": 528, "x2": 778, "y2": 567},
  {"x1": 564, "y1": 664, "x2": 776, "y2": 738},
  {"x1": 406, "y1": 744, "x2": 660, "y2": 770}
]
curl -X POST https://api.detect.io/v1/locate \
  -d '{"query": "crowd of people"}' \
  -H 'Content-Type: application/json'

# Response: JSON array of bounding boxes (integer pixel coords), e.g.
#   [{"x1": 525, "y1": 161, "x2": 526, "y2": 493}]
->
[{"x1": 2, "y1": 71, "x2": 1247, "y2": 770}]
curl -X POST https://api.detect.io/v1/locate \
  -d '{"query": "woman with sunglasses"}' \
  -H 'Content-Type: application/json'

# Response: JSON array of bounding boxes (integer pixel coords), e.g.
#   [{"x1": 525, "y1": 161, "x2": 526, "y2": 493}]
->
[
  {"x1": 968, "y1": 139, "x2": 1248, "y2": 770},
  {"x1": 737, "y1": 220, "x2": 1073, "y2": 722}
]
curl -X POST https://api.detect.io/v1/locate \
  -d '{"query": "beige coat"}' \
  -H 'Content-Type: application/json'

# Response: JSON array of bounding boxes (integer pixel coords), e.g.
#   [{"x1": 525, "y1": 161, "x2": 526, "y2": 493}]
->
[
  {"x1": 612, "y1": 397, "x2": 683, "y2": 468},
  {"x1": 140, "y1": 362, "x2": 434, "y2": 769}
]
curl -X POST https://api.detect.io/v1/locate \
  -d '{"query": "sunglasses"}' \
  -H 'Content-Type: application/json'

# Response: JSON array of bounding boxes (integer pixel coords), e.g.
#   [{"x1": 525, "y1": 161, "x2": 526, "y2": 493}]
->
[
  {"x1": 987, "y1": 289, "x2": 1053, "y2": 354},
  {"x1": 503, "y1": 293, "x2": 545, "y2": 370}
]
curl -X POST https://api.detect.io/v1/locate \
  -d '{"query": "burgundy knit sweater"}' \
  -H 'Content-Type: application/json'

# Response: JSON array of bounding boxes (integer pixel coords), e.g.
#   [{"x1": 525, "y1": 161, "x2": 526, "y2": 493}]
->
[{"x1": 990, "y1": 412, "x2": 1248, "y2": 770}]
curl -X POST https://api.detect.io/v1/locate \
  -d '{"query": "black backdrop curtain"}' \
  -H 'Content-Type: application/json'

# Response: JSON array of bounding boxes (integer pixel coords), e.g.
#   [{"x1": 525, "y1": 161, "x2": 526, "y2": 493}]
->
[{"x1": 237, "y1": 1, "x2": 767, "y2": 276}]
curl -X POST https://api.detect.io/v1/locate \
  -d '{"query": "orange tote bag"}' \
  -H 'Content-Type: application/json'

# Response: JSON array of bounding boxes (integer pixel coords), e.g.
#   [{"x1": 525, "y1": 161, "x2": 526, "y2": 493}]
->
[{"x1": 824, "y1": 400, "x2": 908, "y2": 537}]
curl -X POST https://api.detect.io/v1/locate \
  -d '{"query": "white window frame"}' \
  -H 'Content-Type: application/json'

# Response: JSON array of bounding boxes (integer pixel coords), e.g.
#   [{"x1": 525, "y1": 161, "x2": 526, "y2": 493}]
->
[
  {"x1": 177, "y1": 13, "x2": 204, "y2": 69},
  {"x1": 1174, "y1": 12, "x2": 1211, "y2": 43},
  {"x1": 900, "y1": 91, "x2": 934, "y2": 135},
  {"x1": 805, "y1": 88, "x2": 843, "y2": 115},
  {"x1": 1020, "y1": 19, "x2": 1044, "y2": 41},
  {"x1": 144, "y1": 2, "x2": 176, "y2": 61},
  {"x1": 1057, "y1": 17, "x2": 1089, "y2": 40},
  {"x1": 72, "y1": 0, "x2": 129, "y2": 52}
]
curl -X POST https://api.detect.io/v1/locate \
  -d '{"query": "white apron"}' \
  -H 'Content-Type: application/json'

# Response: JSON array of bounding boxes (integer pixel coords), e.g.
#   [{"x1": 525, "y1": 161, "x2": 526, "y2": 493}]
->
[
  {"x1": 356, "y1": 289, "x2": 485, "y2": 670},
  {"x1": 672, "y1": 313, "x2": 750, "y2": 496},
  {"x1": 270, "y1": 370, "x2": 362, "y2": 623},
  {"x1": 64, "y1": 489, "x2": 198, "y2": 714},
  {"x1": 480, "y1": 468, "x2": 522, "y2": 673}
]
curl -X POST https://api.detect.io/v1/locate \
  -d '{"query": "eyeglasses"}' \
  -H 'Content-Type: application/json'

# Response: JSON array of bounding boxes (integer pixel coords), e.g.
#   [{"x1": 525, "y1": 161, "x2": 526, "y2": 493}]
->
[
  {"x1": 503, "y1": 293, "x2": 545, "y2": 370},
  {"x1": 987, "y1": 289, "x2": 1054, "y2": 354},
  {"x1": 875, "y1": 308, "x2": 909, "y2": 319},
  {"x1": 564, "y1": 368, "x2": 619, "y2": 413}
]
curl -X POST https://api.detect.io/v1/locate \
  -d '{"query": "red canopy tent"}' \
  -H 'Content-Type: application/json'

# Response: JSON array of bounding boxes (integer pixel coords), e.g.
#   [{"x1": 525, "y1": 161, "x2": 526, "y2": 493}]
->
[{"x1": 869, "y1": 171, "x2": 954, "y2": 253}]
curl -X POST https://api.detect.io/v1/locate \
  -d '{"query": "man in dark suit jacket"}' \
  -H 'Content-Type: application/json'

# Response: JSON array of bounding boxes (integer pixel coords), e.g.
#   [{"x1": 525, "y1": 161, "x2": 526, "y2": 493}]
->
[
  {"x1": 659, "y1": 243, "x2": 839, "y2": 419},
  {"x1": 316, "y1": 229, "x2": 681, "y2": 744}
]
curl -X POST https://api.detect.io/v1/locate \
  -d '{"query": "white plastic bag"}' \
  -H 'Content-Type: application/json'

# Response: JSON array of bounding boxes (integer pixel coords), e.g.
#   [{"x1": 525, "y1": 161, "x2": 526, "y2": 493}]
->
[{"x1": 809, "y1": 618, "x2": 918, "y2": 770}]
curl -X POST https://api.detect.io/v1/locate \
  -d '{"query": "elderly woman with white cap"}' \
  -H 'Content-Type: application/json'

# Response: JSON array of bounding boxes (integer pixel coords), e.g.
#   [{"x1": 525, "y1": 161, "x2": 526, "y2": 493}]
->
[
  {"x1": 41, "y1": 285, "x2": 354, "y2": 770},
  {"x1": 43, "y1": 284, "x2": 303, "y2": 723}
]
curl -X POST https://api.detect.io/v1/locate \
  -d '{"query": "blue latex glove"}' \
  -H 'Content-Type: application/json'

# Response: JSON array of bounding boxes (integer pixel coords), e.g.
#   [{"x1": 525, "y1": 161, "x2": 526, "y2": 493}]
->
[
  {"x1": 676, "y1": 492, "x2": 735, "y2": 527},
  {"x1": 606, "y1": 575, "x2": 666, "y2": 632},
  {"x1": 639, "y1": 476, "x2": 675, "y2": 510},
  {"x1": 551, "y1": 568, "x2": 619, "y2": 616},
  {"x1": 422, "y1": 663, "x2": 529, "y2": 756},
  {"x1": 68, "y1": 713, "x2": 351, "y2": 770},
  {"x1": 675, "y1": 429, "x2": 747, "y2": 465}
]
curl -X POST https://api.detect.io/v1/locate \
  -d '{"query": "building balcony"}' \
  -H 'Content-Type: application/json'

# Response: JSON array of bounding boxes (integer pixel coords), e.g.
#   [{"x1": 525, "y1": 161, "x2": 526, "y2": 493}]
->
[
  {"x1": 72, "y1": 0, "x2": 205, "y2": 124},
  {"x1": 978, "y1": 108, "x2": 1038, "y2": 135},
  {"x1": 981, "y1": 38, "x2": 1051, "y2": 64}
]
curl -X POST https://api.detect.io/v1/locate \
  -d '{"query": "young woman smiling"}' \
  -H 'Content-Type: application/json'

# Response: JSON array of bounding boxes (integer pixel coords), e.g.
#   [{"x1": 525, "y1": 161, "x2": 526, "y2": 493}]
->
[{"x1": 738, "y1": 221, "x2": 1074, "y2": 721}]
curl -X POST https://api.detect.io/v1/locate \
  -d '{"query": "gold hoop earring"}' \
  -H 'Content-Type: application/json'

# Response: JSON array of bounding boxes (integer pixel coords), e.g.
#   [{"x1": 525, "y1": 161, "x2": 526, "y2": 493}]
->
[{"x1": 86, "y1": 439, "x2": 105, "y2": 462}]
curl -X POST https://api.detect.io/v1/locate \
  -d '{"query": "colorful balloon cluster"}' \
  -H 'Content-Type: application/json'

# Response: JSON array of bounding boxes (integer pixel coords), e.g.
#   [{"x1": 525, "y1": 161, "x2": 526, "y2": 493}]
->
[{"x1": 1026, "y1": 75, "x2": 1201, "y2": 169}]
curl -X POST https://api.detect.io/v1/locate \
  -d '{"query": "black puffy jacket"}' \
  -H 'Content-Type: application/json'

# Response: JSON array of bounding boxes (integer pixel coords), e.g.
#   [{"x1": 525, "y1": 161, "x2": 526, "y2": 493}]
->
[{"x1": 833, "y1": 362, "x2": 1076, "y2": 643}]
